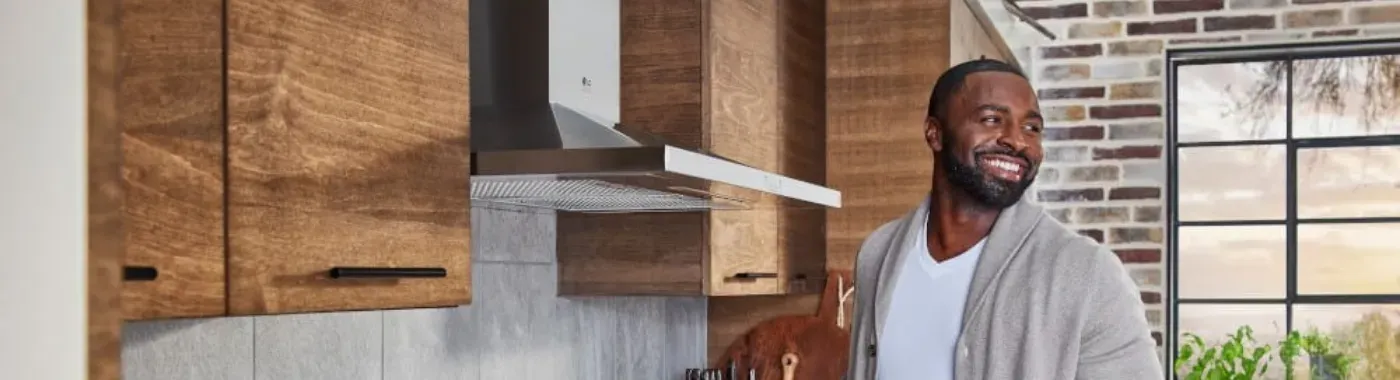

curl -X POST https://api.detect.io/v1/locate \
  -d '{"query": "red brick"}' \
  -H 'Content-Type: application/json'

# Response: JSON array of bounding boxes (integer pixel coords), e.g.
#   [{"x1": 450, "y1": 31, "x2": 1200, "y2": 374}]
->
[
  {"x1": 1286, "y1": 9, "x2": 1342, "y2": 28},
  {"x1": 1115, "y1": 249, "x2": 1162, "y2": 263},
  {"x1": 1109, "y1": 186, "x2": 1162, "y2": 200},
  {"x1": 1037, "y1": 188, "x2": 1105, "y2": 202},
  {"x1": 1204, "y1": 15, "x2": 1277, "y2": 32},
  {"x1": 1093, "y1": 145, "x2": 1162, "y2": 160},
  {"x1": 1230, "y1": 0, "x2": 1285, "y2": 8},
  {"x1": 1044, "y1": 125, "x2": 1106, "y2": 140},
  {"x1": 1046, "y1": 105, "x2": 1087, "y2": 122},
  {"x1": 1047, "y1": 146, "x2": 1090, "y2": 163},
  {"x1": 1134, "y1": 206, "x2": 1162, "y2": 222},
  {"x1": 1153, "y1": 0, "x2": 1223, "y2": 14},
  {"x1": 1127, "y1": 19, "x2": 1198, "y2": 35},
  {"x1": 1039, "y1": 87, "x2": 1106, "y2": 100},
  {"x1": 1110, "y1": 227, "x2": 1163, "y2": 244},
  {"x1": 1075, "y1": 207, "x2": 1130, "y2": 224},
  {"x1": 1141, "y1": 292, "x2": 1162, "y2": 303},
  {"x1": 1041, "y1": 64, "x2": 1092, "y2": 81},
  {"x1": 1042, "y1": 44, "x2": 1103, "y2": 59},
  {"x1": 1094, "y1": 1, "x2": 1147, "y2": 17},
  {"x1": 1090, "y1": 104, "x2": 1162, "y2": 119},
  {"x1": 1040, "y1": 167, "x2": 1062, "y2": 183},
  {"x1": 1094, "y1": 62, "x2": 1145, "y2": 80},
  {"x1": 1068, "y1": 166, "x2": 1120, "y2": 182},
  {"x1": 1079, "y1": 229, "x2": 1105, "y2": 243},
  {"x1": 1109, "y1": 82, "x2": 1161, "y2": 100},
  {"x1": 1022, "y1": 3, "x2": 1089, "y2": 19},
  {"x1": 1170, "y1": 36, "x2": 1243, "y2": 46},
  {"x1": 1147, "y1": 58, "x2": 1164, "y2": 77},
  {"x1": 1314, "y1": 29, "x2": 1359, "y2": 37},
  {"x1": 1352, "y1": 4, "x2": 1400, "y2": 24},
  {"x1": 1108, "y1": 40, "x2": 1164, "y2": 56},
  {"x1": 1108, "y1": 122, "x2": 1163, "y2": 140},
  {"x1": 1069, "y1": 22, "x2": 1124, "y2": 38}
]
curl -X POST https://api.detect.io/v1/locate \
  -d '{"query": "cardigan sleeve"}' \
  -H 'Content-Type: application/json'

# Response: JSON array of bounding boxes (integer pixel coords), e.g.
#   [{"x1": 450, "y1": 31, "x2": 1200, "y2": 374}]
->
[{"x1": 1074, "y1": 246, "x2": 1166, "y2": 380}]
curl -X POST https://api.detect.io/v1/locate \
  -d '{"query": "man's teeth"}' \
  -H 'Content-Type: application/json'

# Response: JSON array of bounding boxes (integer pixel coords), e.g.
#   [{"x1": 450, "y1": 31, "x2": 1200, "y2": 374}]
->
[{"x1": 987, "y1": 159, "x2": 1022, "y2": 173}]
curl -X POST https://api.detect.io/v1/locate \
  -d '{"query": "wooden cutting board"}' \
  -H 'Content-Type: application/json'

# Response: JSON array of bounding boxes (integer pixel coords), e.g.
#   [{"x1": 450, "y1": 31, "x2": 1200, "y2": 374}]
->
[{"x1": 714, "y1": 269, "x2": 855, "y2": 380}]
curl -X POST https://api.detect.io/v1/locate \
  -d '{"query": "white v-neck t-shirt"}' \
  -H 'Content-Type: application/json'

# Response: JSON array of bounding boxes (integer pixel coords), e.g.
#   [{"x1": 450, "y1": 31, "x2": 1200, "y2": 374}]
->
[{"x1": 875, "y1": 213, "x2": 988, "y2": 380}]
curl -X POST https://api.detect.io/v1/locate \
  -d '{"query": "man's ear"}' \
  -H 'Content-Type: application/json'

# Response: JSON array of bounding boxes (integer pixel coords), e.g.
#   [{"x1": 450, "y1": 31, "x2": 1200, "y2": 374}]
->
[{"x1": 925, "y1": 116, "x2": 943, "y2": 152}]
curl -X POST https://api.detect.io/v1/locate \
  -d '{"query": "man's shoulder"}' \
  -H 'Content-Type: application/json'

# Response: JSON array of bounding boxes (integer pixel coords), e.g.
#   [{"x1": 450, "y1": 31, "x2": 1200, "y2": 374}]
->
[
  {"x1": 1023, "y1": 210, "x2": 1128, "y2": 281},
  {"x1": 852, "y1": 218, "x2": 905, "y2": 272}
]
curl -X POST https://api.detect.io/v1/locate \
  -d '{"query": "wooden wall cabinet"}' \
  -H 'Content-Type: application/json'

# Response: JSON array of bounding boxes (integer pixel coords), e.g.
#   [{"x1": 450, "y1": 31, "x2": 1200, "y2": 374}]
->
[
  {"x1": 707, "y1": 0, "x2": 1019, "y2": 362},
  {"x1": 118, "y1": 0, "x2": 228, "y2": 320},
  {"x1": 119, "y1": 0, "x2": 473, "y2": 319},
  {"x1": 555, "y1": 0, "x2": 828, "y2": 297},
  {"x1": 223, "y1": 0, "x2": 472, "y2": 316}
]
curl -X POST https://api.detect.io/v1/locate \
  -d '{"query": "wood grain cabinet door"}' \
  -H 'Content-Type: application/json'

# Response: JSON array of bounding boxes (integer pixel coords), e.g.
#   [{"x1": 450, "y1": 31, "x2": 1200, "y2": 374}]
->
[
  {"x1": 119, "y1": 0, "x2": 227, "y2": 320},
  {"x1": 225, "y1": 0, "x2": 472, "y2": 315}
]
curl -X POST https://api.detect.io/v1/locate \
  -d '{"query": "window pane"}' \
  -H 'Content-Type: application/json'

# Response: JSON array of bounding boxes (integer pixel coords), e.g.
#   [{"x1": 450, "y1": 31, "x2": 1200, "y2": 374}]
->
[
  {"x1": 1299, "y1": 146, "x2": 1400, "y2": 219},
  {"x1": 1299, "y1": 223, "x2": 1400, "y2": 295},
  {"x1": 1177, "y1": 62, "x2": 1287, "y2": 143},
  {"x1": 1178, "y1": 226, "x2": 1286, "y2": 299},
  {"x1": 1292, "y1": 305, "x2": 1400, "y2": 379},
  {"x1": 1293, "y1": 55, "x2": 1400, "y2": 138},
  {"x1": 1177, "y1": 304, "x2": 1289, "y2": 379},
  {"x1": 1178, "y1": 145, "x2": 1286, "y2": 221}
]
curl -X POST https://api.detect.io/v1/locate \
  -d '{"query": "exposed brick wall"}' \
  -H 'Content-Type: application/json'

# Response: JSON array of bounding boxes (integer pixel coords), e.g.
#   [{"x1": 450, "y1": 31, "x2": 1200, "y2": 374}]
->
[{"x1": 1019, "y1": 0, "x2": 1400, "y2": 355}]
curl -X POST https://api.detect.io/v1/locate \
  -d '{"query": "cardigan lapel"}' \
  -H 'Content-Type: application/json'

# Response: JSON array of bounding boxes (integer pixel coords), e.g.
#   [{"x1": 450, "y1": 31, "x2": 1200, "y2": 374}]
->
[
  {"x1": 960, "y1": 195, "x2": 1046, "y2": 325},
  {"x1": 870, "y1": 194, "x2": 1047, "y2": 343},
  {"x1": 871, "y1": 196, "x2": 929, "y2": 343}
]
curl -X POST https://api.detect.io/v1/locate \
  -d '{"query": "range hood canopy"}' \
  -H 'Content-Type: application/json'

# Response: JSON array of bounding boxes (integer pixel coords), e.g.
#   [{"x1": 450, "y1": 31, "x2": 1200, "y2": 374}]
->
[{"x1": 467, "y1": 0, "x2": 840, "y2": 213}]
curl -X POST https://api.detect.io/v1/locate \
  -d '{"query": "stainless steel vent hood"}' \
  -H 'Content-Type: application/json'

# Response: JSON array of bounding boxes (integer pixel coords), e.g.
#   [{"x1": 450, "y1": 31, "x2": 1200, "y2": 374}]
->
[{"x1": 468, "y1": 0, "x2": 841, "y2": 213}]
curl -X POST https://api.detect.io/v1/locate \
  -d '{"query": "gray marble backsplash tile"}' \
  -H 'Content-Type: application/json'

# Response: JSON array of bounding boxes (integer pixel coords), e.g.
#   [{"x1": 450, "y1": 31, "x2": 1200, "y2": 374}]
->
[
  {"x1": 471, "y1": 205, "x2": 555, "y2": 264},
  {"x1": 383, "y1": 306, "x2": 479, "y2": 380},
  {"x1": 122, "y1": 317, "x2": 255, "y2": 380},
  {"x1": 254, "y1": 310, "x2": 382, "y2": 380}
]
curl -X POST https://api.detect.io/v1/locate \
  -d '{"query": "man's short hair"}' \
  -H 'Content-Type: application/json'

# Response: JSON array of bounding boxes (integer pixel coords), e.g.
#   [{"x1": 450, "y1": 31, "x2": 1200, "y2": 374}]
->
[{"x1": 926, "y1": 58, "x2": 1029, "y2": 124}]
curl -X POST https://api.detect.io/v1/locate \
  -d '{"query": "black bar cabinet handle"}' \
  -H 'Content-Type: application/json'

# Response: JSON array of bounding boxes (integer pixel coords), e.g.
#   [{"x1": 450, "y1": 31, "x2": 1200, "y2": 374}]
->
[
  {"x1": 124, "y1": 266, "x2": 159, "y2": 281},
  {"x1": 328, "y1": 267, "x2": 448, "y2": 279},
  {"x1": 732, "y1": 272, "x2": 778, "y2": 279}
]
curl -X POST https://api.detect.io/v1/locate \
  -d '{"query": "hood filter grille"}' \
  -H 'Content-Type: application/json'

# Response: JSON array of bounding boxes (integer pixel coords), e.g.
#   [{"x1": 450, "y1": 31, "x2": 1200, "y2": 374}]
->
[{"x1": 471, "y1": 178, "x2": 749, "y2": 213}]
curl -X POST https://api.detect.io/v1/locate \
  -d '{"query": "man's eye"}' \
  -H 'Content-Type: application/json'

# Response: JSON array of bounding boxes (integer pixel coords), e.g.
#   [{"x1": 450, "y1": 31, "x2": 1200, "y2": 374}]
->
[
  {"x1": 981, "y1": 116, "x2": 1001, "y2": 124},
  {"x1": 1024, "y1": 124, "x2": 1043, "y2": 133}
]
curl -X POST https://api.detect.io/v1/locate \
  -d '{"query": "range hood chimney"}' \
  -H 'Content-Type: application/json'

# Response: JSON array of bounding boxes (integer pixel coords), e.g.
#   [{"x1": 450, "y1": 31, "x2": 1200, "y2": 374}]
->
[{"x1": 468, "y1": 0, "x2": 841, "y2": 213}]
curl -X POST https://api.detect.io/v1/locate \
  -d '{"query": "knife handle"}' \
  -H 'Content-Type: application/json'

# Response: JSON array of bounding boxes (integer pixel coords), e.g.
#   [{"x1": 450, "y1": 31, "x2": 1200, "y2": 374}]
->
[{"x1": 781, "y1": 353, "x2": 798, "y2": 380}]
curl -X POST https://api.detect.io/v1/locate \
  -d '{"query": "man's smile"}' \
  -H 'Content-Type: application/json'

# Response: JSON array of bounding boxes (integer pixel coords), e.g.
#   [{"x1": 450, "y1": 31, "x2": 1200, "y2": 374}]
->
[{"x1": 977, "y1": 153, "x2": 1029, "y2": 182}]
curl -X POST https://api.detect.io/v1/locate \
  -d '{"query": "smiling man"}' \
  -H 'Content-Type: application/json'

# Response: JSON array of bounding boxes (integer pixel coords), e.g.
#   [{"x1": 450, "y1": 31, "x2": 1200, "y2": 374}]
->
[{"x1": 843, "y1": 59, "x2": 1163, "y2": 380}]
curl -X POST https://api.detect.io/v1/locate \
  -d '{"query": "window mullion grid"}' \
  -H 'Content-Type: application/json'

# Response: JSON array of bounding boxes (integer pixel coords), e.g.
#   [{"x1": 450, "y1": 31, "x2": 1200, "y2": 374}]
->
[
  {"x1": 1165, "y1": 59, "x2": 1181, "y2": 380},
  {"x1": 1284, "y1": 58, "x2": 1296, "y2": 334},
  {"x1": 1166, "y1": 42, "x2": 1400, "y2": 379}
]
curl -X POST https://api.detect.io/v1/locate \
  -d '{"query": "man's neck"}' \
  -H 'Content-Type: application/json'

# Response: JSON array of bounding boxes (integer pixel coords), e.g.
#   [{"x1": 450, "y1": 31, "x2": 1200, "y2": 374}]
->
[{"x1": 926, "y1": 179, "x2": 1002, "y2": 262}]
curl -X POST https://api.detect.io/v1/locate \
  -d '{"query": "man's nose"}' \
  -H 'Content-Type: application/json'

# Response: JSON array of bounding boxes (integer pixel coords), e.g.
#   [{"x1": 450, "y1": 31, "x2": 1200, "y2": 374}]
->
[{"x1": 996, "y1": 126, "x2": 1030, "y2": 153}]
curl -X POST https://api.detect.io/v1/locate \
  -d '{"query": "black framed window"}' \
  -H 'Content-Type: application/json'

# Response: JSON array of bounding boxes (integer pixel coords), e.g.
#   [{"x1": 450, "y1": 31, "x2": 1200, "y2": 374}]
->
[{"x1": 1166, "y1": 39, "x2": 1400, "y2": 379}]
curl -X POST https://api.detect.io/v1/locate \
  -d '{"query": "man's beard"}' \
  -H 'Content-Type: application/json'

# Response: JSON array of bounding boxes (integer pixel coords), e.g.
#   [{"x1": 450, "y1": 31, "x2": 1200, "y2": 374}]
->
[{"x1": 940, "y1": 146, "x2": 1036, "y2": 209}]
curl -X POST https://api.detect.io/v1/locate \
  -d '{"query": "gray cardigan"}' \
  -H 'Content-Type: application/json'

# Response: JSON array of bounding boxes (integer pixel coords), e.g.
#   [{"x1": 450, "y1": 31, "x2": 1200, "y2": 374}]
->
[{"x1": 844, "y1": 196, "x2": 1164, "y2": 379}]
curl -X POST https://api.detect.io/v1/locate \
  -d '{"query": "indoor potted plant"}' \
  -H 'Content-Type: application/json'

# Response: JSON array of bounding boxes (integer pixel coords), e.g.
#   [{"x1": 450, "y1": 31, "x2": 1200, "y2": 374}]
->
[
  {"x1": 1176, "y1": 325, "x2": 1274, "y2": 380},
  {"x1": 1286, "y1": 328, "x2": 1357, "y2": 380}
]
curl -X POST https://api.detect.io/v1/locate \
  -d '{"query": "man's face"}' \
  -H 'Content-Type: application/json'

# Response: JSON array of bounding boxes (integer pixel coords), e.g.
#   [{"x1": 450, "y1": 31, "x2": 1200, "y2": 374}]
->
[{"x1": 926, "y1": 71, "x2": 1044, "y2": 209}]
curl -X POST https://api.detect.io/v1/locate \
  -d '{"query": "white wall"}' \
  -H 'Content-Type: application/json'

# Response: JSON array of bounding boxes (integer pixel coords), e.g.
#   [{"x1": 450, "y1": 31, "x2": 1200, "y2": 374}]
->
[{"x1": 0, "y1": 0, "x2": 90, "y2": 379}]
